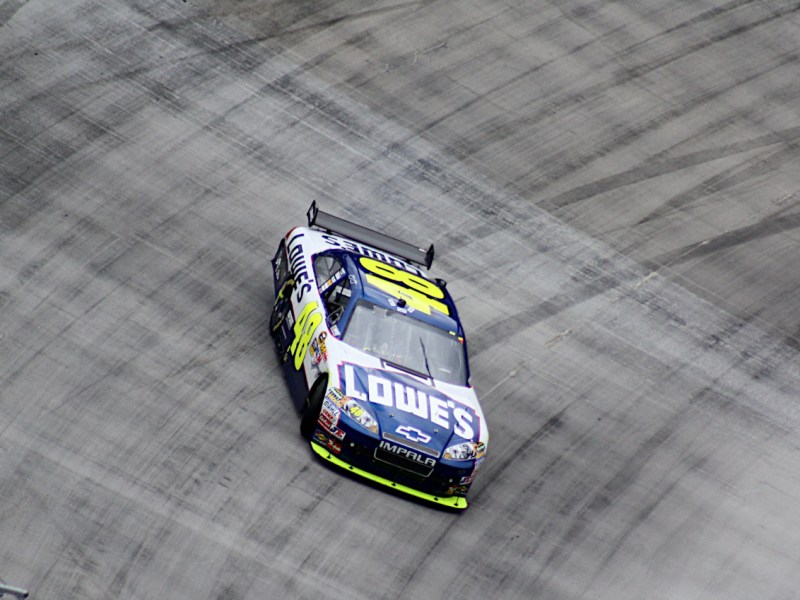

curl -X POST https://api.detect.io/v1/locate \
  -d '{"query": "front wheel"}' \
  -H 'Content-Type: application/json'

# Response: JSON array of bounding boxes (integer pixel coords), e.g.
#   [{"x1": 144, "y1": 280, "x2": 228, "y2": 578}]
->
[{"x1": 300, "y1": 377, "x2": 327, "y2": 440}]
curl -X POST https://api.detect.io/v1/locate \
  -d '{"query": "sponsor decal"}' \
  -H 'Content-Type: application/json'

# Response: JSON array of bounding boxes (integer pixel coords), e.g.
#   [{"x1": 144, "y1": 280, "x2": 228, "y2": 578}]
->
[
  {"x1": 314, "y1": 430, "x2": 328, "y2": 445},
  {"x1": 325, "y1": 386, "x2": 346, "y2": 407},
  {"x1": 473, "y1": 441, "x2": 487, "y2": 471},
  {"x1": 309, "y1": 331, "x2": 328, "y2": 364},
  {"x1": 459, "y1": 474, "x2": 475, "y2": 485},
  {"x1": 395, "y1": 425, "x2": 431, "y2": 444},
  {"x1": 386, "y1": 296, "x2": 412, "y2": 314},
  {"x1": 378, "y1": 440, "x2": 437, "y2": 468},
  {"x1": 319, "y1": 398, "x2": 345, "y2": 440},
  {"x1": 319, "y1": 268, "x2": 346, "y2": 294},
  {"x1": 320, "y1": 234, "x2": 425, "y2": 277},
  {"x1": 341, "y1": 363, "x2": 478, "y2": 440},
  {"x1": 476, "y1": 441, "x2": 487, "y2": 459},
  {"x1": 447, "y1": 485, "x2": 469, "y2": 495},
  {"x1": 327, "y1": 438, "x2": 342, "y2": 455},
  {"x1": 287, "y1": 232, "x2": 313, "y2": 301}
]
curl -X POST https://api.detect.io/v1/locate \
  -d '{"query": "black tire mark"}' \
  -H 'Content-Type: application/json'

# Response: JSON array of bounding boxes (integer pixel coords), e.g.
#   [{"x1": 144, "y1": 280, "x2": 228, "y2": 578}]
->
[
  {"x1": 523, "y1": 410, "x2": 687, "y2": 595},
  {"x1": 0, "y1": 0, "x2": 27, "y2": 28},
  {"x1": 442, "y1": 3, "x2": 800, "y2": 166},
  {"x1": 389, "y1": 0, "x2": 764, "y2": 151},
  {"x1": 471, "y1": 409, "x2": 568, "y2": 500},
  {"x1": 612, "y1": 0, "x2": 759, "y2": 57},
  {"x1": 635, "y1": 144, "x2": 800, "y2": 226},
  {"x1": 540, "y1": 125, "x2": 800, "y2": 211},
  {"x1": 532, "y1": 50, "x2": 800, "y2": 208},
  {"x1": 262, "y1": 1, "x2": 423, "y2": 40},
  {"x1": 585, "y1": 462, "x2": 698, "y2": 586},
  {"x1": 646, "y1": 211, "x2": 800, "y2": 267},
  {"x1": 387, "y1": 515, "x2": 462, "y2": 600},
  {"x1": 468, "y1": 273, "x2": 622, "y2": 357}
]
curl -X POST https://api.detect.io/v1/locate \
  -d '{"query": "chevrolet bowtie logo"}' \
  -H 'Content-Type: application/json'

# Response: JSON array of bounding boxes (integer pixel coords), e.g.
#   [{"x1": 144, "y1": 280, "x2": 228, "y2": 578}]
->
[{"x1": 395, "y1": 425, "x2": 431, "y2": 444}]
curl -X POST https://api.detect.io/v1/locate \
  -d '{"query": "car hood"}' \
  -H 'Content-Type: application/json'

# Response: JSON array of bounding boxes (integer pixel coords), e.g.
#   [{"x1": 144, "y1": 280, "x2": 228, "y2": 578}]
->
[{"x1": 330, "y1": 358, "x2": 486, "y2": 455}]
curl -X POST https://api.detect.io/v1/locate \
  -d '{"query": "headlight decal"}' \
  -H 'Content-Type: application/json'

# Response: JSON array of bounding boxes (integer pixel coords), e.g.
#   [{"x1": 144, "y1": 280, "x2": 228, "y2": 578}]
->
[
  {"x1": 343, "y1": 398, "x2": 378, "y2": 433},
  {"x1": 443, "y1": 441, "x2": 478, "y2": 461},
  {"x1": 327, "y1": 386, "x2": 379, "y2": 434}
]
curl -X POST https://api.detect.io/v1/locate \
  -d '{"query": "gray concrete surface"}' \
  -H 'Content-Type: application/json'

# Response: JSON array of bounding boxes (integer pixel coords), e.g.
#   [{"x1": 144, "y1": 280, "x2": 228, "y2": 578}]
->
[{"x1": 2, "y1": 0, "x2": 800, "y2": 598}]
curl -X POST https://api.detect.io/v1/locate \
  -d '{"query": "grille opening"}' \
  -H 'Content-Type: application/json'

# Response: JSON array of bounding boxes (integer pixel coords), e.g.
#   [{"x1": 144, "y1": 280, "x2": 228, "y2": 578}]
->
[{"x1": 374, "y1": 447, "x2": 434, "y2": 478}]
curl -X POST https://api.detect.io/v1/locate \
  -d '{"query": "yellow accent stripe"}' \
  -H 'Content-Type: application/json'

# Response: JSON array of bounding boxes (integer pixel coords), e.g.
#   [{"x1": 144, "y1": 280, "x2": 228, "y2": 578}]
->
[{"x1": 310, "y1": 442, "x2": 468, "y2": 510}]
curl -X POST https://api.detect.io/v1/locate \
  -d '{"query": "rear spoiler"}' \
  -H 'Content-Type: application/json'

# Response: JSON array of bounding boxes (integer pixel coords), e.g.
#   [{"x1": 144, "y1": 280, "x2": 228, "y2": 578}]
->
[{"x1": 307, "y1": 201, "x2": 435, "y2": 269}]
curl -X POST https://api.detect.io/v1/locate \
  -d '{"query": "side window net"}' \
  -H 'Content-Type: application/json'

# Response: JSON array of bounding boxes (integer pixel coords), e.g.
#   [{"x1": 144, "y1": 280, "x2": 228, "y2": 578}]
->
[
  {"x1": 314, "y1": 254, "x2": 342, "y2": 288},
  {"x1": 325, "y1": 278, "x2": 352, "y2": 327}
]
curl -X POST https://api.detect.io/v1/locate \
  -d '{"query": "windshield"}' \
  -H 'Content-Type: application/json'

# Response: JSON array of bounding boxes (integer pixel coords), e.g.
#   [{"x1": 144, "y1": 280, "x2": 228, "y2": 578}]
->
[{"x1": 343, "y1": 301, "x2": 467, "y2": 386}]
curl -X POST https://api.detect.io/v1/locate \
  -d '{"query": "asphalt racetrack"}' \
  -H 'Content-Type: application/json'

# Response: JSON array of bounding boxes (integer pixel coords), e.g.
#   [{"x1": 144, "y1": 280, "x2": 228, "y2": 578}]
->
[{"x1": 3, "y1": 1, "x2": 800, "y2": 598}]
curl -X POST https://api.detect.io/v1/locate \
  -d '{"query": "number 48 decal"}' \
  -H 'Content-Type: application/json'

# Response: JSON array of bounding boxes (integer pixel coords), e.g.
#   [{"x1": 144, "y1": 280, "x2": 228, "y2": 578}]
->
[
  {"x1": 289, "y1": 302, "x2": 322, "y2": 370},
  {"x1": 359, "y1": 257, "x2": 450, "y2": 316}
]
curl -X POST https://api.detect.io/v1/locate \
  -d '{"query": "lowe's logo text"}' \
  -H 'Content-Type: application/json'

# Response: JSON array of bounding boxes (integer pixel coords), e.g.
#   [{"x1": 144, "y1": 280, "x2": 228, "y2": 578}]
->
[{"x1": 342, "y1": 364, "x2": 476, "y2": 439}]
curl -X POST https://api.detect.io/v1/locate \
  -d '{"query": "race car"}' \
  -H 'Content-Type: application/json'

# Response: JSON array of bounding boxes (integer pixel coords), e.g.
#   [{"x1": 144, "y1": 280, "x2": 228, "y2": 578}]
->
[{"x1": 269, "y1": 202, "x2": 488, "y2": 509}]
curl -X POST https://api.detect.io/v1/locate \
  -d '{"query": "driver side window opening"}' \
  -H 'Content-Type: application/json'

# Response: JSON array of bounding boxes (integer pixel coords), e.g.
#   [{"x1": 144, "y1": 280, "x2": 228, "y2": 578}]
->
[
  {"x1": 313, "y1": 253, "x2": 352, "y2": 329},
  {"x1": 314, "y1": 254, "x2": 341, "y2": 288},
  {"x1": 324, "y1": 278, "x2": 351, "y2": 328}
]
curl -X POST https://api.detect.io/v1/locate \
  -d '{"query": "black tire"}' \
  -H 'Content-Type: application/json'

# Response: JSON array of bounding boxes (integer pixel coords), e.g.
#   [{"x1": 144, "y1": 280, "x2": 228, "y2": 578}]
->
[{"x1": 300, "y1": 377, "x2": 327, "y2": 440}]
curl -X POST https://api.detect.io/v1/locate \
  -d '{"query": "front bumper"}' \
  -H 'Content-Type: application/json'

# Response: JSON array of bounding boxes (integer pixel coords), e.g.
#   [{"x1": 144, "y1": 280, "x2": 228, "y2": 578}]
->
[{"x1": 310, "y1": 441, "x2": 469, "y2": 510}]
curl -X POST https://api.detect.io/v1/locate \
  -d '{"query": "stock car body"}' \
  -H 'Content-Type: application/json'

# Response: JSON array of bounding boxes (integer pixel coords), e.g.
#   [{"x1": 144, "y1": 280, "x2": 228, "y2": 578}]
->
[{"x1": 269, "y1": 202, "x2": 487, "y2": 509}]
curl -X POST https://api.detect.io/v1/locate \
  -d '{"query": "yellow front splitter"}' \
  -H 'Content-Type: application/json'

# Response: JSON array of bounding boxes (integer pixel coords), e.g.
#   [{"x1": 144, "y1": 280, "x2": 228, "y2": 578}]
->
[{"x1": 310, "y1": 442, "x2": 468, "y2": 510}]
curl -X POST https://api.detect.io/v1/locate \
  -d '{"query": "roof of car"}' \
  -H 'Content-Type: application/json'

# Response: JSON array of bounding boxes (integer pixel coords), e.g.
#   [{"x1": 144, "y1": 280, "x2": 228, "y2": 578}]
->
[
  {"x1": 299, "y1": 225, "x2": 463, "y2": 336},
  {"x1": 345, "y1": 252, "x2": 463, "y2": 335}
]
